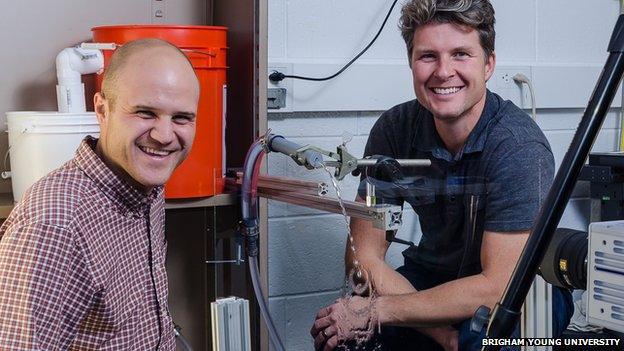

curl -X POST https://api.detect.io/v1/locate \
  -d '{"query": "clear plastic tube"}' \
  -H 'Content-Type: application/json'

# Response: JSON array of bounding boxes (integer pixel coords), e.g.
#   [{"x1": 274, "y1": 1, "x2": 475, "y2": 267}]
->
[
  {"x1": 249, "y1": 256, "x2": 285, "y2": 351},
  {"x1": 240, "y1": 137, "x2": 286, "y2": 351}
]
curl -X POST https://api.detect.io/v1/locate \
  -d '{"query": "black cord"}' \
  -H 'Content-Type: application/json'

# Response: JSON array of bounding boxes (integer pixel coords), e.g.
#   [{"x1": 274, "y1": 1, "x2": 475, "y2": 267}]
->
[
  {"x1": 174, "y1": 324, "x2": 194, "y2": 351},
  {"x1": 269, "y1": 0, "x2": 399, "y2": 83}
]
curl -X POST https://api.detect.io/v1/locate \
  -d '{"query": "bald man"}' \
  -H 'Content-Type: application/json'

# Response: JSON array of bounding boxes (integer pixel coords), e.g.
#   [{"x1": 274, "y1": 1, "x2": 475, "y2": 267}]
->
[{"x1": 0, "y1": 39, "x2": 199, "y2": 350}]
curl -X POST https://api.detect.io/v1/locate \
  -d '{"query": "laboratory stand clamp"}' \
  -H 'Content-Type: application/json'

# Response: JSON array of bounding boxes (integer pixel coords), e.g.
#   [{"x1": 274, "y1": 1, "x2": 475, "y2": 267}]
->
[
  {"x1": 231, "y1": 133, "x2": 430, "y2": 232},
  {"x1": 264, "y1": 133, "x2": 429, "y2": 229}
]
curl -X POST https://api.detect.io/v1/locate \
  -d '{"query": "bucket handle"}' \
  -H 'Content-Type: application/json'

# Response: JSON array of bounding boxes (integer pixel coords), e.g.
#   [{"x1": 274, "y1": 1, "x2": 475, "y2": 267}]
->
[
  {"x1": 1, "y1": 148, "x2": 10, "y2": 179},
  {"x1": 25, "y1": 130, "x2": 100, "y2": 135},
  {"x1": 19, "y1": 123, "x2": 100, "y2": 135},
  {"x1": 183, "y1": 48, "x2": 217, "y2": 57},
  {"x1": 22, "y1": 122, "x2": 99, "y2": 128},
  {"x1": 85, "y1": 42, "x2": 219, "y2": 57},
  {"x1": 3, "y1": 127, "x2": 27, "y2": 177}
]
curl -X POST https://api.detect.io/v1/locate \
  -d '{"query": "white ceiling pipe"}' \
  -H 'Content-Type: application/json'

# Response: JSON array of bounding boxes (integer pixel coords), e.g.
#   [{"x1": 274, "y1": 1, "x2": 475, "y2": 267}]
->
[{"x1": 55, "y1": 46, "x2": 104, "y2": 113}]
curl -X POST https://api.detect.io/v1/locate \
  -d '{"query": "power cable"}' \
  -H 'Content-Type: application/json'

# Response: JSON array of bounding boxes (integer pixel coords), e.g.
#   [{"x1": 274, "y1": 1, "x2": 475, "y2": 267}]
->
[
  {"x1": 513, "y1": 73, "x2": 537, "y2": 121},
  {"x1": 174, "y1": 324, "x2": 194, "y2": 351},
  {"x1": 269, "y1": 0, "x2": 399, "y2": 82}
]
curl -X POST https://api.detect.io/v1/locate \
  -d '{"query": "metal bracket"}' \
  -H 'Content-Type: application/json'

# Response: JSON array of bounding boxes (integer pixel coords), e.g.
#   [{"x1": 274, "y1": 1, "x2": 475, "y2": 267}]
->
[
  {"x1": 267, "y1": 88, "x2": 287, "y2": 109},
  {"x1": 257, "y1": 184, "x2": 404, "y2": 231},
  {"x1": 335, "y1": 145, "x2": 358, "y2": 180},
  {"x1": 369, "y1": 204, "x2": 403, "y2": 231},
  {"x1": 205, "y1": 242, "x2": 245, "y2": 265}
]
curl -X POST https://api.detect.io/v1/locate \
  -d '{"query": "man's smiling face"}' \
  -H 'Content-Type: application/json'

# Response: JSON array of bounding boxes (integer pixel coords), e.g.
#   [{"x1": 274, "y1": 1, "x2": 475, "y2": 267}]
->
[
  {"x1": 94, "y1": 46, "x2": 199, "y2": 192},
  {"x1": 410, "y1": 22, "x2": 495, "y2": 123}
]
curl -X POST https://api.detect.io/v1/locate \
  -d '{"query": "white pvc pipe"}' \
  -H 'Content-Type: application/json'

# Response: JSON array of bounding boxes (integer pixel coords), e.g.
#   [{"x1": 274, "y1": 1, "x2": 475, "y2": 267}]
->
[{"x1": 55, "y1": 47, "x2": 104, "y2": 113}]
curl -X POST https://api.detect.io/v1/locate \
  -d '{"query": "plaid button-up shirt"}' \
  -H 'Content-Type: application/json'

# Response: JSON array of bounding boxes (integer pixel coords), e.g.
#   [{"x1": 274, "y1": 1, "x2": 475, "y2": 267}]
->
[{"x1": 0, "y1": 137, "x2": 174, "y2": 350}]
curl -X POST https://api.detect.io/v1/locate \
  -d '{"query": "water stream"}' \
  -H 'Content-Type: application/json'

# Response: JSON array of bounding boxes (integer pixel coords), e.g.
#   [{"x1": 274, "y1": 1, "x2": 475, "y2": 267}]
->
[
  {"x1": 323, "y1": 165, "x2": 359, "y2": 269},
  {"x1": 322, "y1": 165, "x2": 382, "y2": 350}
]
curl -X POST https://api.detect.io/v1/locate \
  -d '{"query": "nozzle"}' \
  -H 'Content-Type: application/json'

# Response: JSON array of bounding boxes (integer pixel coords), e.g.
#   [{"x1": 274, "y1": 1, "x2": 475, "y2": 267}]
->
[{"x1": 266, "y1": 134, "x2": 323, "y2": 169}]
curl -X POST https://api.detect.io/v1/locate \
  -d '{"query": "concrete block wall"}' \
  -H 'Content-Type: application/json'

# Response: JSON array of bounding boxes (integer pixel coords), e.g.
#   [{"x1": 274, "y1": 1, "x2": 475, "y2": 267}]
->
[{"x1": 267, "y1": 1, "x2": 623, "y2": 349}]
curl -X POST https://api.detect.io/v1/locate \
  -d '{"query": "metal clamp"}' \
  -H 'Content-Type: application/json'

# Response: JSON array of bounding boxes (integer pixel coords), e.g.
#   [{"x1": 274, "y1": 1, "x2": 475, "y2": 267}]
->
[
  {"x1": 237, "y1": 220, "x2": 260, "y2": 257},
  {"x1": 294, "y1": 143, "x2": 431, "y2": 180}
]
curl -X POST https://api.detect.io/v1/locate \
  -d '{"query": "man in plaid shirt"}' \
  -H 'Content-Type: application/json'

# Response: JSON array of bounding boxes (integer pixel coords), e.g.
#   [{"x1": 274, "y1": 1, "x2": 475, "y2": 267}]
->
[{"x1": 0, "y1": 38, "x2": 199, "y2": 350}]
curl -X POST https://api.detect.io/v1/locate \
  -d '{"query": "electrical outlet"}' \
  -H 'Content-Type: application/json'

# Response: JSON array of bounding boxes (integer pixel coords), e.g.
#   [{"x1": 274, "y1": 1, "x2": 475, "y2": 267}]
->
[
  {"x1": 267, "y1": 63, "x2": 293, "y2": 112},
  {"x1": 488, "y1": 66, "x2": 532, "y2": 108},
  {"x1": 493, "y1": 66, "x2": 531, "y2": 90},
  {"x1": 268, "y1": 65, "x2": 289, "y2": 87},
  {"x1": 151, "y1": 0, "x2": 165, "y2": 23},
  {"x1": 499, "y1": 72, "x2": 514, "y2": 86}
]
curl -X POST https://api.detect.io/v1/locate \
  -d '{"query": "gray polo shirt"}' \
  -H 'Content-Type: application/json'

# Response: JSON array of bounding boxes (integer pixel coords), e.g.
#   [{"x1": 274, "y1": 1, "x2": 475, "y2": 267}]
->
[{"x1": 361, "y1": 90, "x2": 554, "y2": 279}]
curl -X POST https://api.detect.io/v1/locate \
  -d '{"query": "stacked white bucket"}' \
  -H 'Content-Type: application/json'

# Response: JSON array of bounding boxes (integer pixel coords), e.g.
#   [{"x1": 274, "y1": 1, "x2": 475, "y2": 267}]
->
[
  {"x1": 6, "y1": 46, "x2": 103, "y2": 202},
  {"x1": 6, "y1": 112, "x2": 99, "y2": 201}
]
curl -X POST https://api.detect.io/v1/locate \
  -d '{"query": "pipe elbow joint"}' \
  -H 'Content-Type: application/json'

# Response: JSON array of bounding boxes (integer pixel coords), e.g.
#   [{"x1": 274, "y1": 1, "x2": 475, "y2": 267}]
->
[
  {"x1": 56, "y1": 48, "x2": 81, "y2": 85},
  {"x1": 56, "y1": 47, "x2": 104, "y2": 86}
]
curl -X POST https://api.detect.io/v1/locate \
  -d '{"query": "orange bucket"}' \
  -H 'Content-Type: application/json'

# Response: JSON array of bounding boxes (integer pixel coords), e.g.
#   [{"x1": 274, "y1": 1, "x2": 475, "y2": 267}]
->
[{"x1": 92, "y1": 25, "x2": 227, "y2": 198}]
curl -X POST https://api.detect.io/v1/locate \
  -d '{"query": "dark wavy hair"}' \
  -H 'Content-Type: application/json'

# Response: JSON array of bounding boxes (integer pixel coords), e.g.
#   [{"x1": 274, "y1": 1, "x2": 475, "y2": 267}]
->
[{"x1": 399, "y1": 0, "x2": 495, "y2": 62}]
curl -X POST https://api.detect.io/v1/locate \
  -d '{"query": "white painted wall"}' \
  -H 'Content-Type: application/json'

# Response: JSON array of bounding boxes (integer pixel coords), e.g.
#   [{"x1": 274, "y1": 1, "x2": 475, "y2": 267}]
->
[{"x1": 267, "y1": 0, "x2": 623, "y2": 350}]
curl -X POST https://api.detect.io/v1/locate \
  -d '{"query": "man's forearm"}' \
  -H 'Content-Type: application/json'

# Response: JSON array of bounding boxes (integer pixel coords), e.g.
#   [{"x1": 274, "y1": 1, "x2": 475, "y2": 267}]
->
[
  {"x1": 372, "y1": 230, "x2": 528, "y2": 328},
  {"x1": 376, "y1": 272, "x2": 500, "y2": 328},
  {"x1": 346, "y1": 216, "x2": 417, "y2": 295},
  {"x1": 347, "y1": 249, "x2": 416, "y2": 295}
]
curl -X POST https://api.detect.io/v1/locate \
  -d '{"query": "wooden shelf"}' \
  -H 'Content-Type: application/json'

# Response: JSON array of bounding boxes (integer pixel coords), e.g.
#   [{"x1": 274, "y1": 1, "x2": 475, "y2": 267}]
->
[{"x1": 0, "y1": 192, "x2": 238, "y2": 220}]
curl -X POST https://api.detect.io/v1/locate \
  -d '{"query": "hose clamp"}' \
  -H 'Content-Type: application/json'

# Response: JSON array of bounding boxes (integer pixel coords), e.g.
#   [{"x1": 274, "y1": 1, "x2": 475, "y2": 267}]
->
[{"x1": 238, "y1": 220, "x2": 260, "y2": 257}]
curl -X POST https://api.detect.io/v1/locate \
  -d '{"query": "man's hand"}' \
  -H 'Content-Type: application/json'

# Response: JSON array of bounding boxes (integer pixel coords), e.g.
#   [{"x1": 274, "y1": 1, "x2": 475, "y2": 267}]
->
[{"x1": 310, "y1": 295, "x2": 379, "y2": 351}]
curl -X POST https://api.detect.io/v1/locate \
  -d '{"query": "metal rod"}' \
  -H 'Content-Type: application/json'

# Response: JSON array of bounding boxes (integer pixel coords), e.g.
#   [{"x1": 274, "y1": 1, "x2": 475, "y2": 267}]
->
[
  {"x1": 257, "y1": 181, "x2": 326, "y2": 196},
  {"x1": 230, "y1": 173, "x2": 328, "y2": 196},
  {"x1": 229, "y1": 174, "x2": 399, "y2": 229},
  {"x1": 355, "y1": 158, "x2": 431, "y2": 167},
  {"x1": 258, "y1": 188, "x2": 379, "y2": 220}
]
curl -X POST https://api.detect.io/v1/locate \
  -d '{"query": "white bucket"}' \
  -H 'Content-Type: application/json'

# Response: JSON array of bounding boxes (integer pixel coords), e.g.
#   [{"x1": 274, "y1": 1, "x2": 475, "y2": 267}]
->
[{"x1": 6, "y1": 111, "x2": 100, "y2": 202}]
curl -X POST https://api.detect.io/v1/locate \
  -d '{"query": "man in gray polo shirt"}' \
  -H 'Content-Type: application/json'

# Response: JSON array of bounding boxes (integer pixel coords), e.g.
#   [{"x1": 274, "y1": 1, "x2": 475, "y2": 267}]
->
[{"x1": 311, "y1": 1, "x2": 573, "y2": 350}]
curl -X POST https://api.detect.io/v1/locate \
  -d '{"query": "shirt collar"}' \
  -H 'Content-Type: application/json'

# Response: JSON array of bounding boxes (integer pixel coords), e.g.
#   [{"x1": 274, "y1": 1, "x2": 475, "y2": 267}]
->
[
  {"x1": 413, "y1": 90, "x2": 500, "y2": 162},
  {"x1": 74, "y1": 136, "x2": 162, "y2": 214}
]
